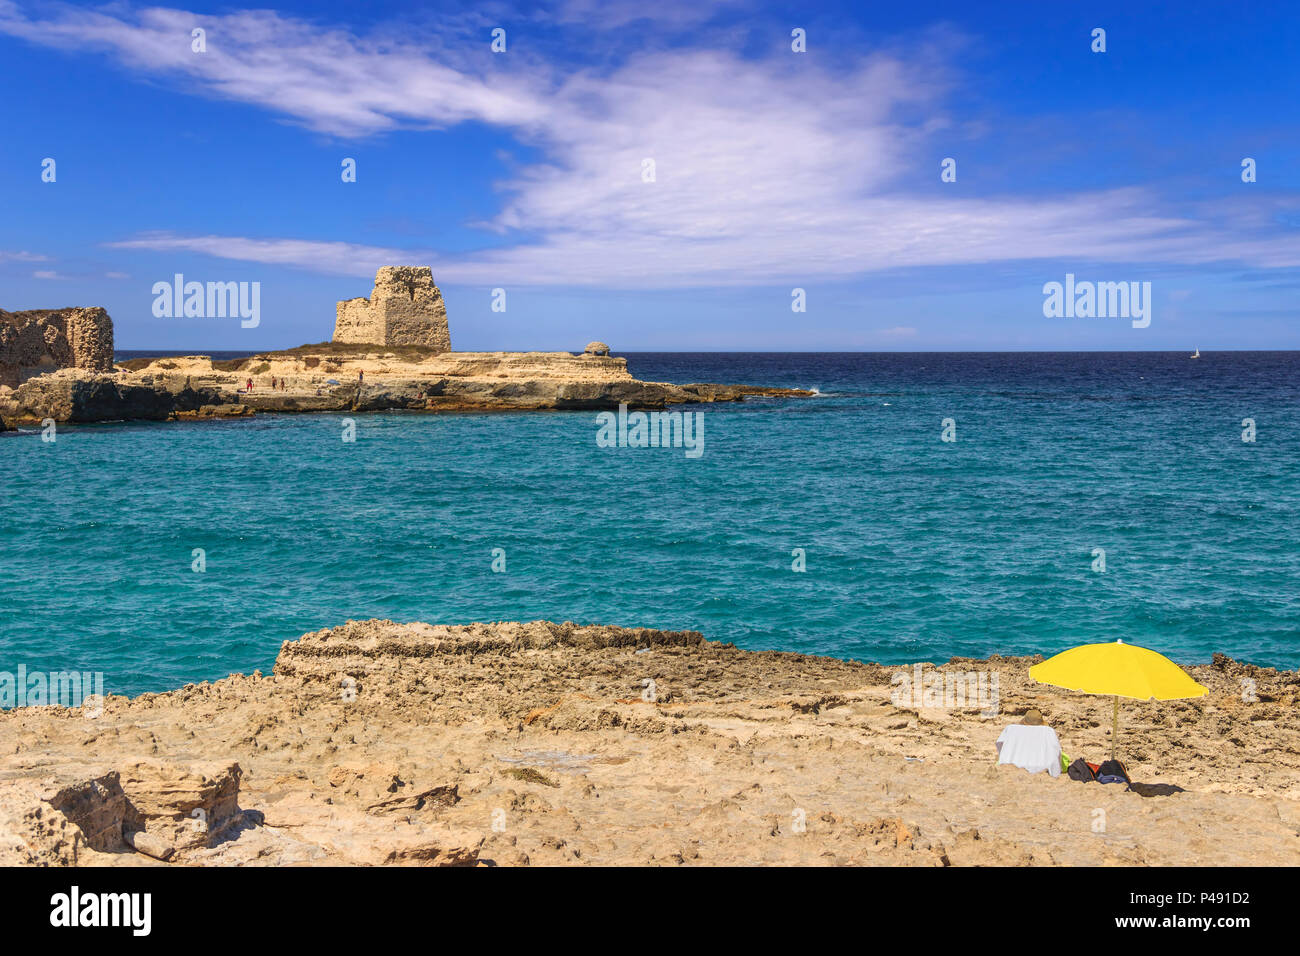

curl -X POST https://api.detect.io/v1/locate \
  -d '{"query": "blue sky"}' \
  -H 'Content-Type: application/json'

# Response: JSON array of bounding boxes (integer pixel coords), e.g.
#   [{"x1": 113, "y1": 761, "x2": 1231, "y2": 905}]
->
[{"x1": 1, "y1": 0, "x2": 1297, "y2": 350}]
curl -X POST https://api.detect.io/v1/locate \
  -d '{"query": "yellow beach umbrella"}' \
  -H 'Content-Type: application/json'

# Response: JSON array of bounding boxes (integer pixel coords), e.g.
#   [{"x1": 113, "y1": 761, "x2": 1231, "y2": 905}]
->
[{"x1": 1029, "y1": 639, "x2": 1208, "y2": 760}]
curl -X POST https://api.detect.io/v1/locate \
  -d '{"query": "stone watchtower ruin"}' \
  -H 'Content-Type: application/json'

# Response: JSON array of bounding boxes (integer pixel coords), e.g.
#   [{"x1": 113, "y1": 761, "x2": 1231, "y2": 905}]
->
[
  {"x1": 0, "y1": 306, "x2": 114, "y2": 388},
  {"x1": 333, "y1": 266, "x2": 450, "y2": 350}
]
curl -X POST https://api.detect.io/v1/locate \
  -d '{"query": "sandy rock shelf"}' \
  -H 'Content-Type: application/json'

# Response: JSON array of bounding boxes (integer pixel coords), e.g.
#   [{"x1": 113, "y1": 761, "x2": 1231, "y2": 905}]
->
[
  {"x1": 2, "y1": 620, "x2": 1298, "y2": 866},
  {"x1": 0, "y1": 349, "x2": 808, "y2": 424}
]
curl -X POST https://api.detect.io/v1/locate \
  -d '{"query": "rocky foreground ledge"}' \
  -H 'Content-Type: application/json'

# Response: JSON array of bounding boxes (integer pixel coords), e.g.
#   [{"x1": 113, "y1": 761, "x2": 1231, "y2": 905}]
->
[
  {"x1": 2, "y1": 620, "x2": 1297, "y2": 866},
  {"x1": 0, "y1": 343, "x2": 808, "y2": 426}
]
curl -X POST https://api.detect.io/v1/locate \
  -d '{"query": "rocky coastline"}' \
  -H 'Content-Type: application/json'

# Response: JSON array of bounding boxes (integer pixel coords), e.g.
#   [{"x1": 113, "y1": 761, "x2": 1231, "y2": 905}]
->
[
  {"x1": 0, "y1": 267, "x2": 809, "y2": 427},
  {"x1": 2, "y1": 619, "x2": 1297, "y2": 866},
  {"x1": 0, "y1": 344, "x2": 807, "y2": 426}
]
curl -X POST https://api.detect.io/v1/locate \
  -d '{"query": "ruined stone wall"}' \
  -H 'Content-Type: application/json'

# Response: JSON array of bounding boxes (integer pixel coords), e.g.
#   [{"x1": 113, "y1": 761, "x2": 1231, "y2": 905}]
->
[
  {"x1": 333, "y1": 297, "x2": 380, "y2": 345},
  {"x1": 332, "y1": 267, "x2": 450, "y2": 350},
  {"x1": 0, "y1": 307, "x2": 114, "y2": 387}
]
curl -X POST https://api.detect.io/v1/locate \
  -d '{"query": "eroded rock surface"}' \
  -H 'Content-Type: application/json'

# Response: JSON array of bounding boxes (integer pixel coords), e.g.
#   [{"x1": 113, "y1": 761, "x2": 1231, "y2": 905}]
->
[{"x1": 2, "y1": 620, "x2": 1297, "y2": 866}]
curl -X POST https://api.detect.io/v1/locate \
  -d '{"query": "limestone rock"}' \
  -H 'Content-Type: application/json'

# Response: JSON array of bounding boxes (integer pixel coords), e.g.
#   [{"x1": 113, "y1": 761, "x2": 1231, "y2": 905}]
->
[
  {"x1": 117, "y1": 760, "x2": 243, "y2": 853},
  {"x1": 0, "y1": 761, "x2": 243, "y2": 864},
  {"x1": 43, "y1": 772, "x2": 129, "y2": 852},
  {"x1": 0, "y1": 306, "x2": 114, "y2": 387},
  {"x1": 124, "y1": 829, "x2": 175, "y2": 861},
  {"x1": 583, "y1": 341, "x2": 610, "y2": 356},
  {"x1": 3, "y1": 620, "x2": 1299, "y2": 866},
  {"x1": 0, "y1": 783, "x2": 81, "y2": 865},
  {"x1": 0, "y1": 776, "x2": 123, "y2": 865},
  {"x1": 0, "y1": 372, "x2": 234, "y2": 424},
  {"x1": 333, "y1": 266, "x2": 450, "y2": 350},
  {"x1": 254, "y1": 789, "x2": 480, "y2": 866},
  {"x1": 0, "y1": 335, "x2": 809, "y2": 423},
  {"x1": 338, "y1": 823, "x2": 483, "y2": 866},
  {"x1": 175, "y1": 403, "x2": 253, "y2": 420}
]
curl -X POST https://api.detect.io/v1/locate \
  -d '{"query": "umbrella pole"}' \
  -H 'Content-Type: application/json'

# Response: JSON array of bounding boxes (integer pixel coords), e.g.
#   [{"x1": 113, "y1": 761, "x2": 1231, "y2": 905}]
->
[{"x1": 1111, "y1": 694, "x2": 1119, "y2": 760}]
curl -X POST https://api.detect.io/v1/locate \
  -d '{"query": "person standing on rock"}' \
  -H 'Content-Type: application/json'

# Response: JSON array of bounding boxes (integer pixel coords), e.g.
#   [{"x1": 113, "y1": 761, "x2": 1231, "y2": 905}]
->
[{"x1": 246, "y1": 377, "x2": 253, "y2": 393}]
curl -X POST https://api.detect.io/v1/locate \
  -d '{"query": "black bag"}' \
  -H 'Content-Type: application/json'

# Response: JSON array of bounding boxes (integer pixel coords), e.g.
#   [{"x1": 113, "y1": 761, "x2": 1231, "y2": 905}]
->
[
  {"x1": 1096, "y1": 759, "x2": 1130, "y2": 784},
  {"x1": 1067, "y1": 757, "x2": 1097, "y2": 782}
]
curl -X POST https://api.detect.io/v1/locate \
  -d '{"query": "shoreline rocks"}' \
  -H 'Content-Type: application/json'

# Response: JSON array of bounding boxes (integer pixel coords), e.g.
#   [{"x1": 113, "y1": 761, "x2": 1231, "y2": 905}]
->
[
  {"x1": 2, "y1": 619, "x2": 1297, "y2": 866},
  {"x1": 0, "y1": 348, "x2": 810, "y2": 425},
  {"x1": 3, "y1": 271, "x2": 809, "y2": 425},
  {"x1": 0, "y1": 371, "x2": 245, "y2": 424}
]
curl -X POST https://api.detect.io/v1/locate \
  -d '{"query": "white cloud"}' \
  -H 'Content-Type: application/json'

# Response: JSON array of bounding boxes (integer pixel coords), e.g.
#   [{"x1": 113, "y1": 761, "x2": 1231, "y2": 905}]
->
[
  {"x1": 32, "y1": 269, "x2": 68, "y2": 279},
  {"x1": 6, "y1": 3, "x2": 1299, "y2": 287},
  {"x1": 105, "y1": 233, "x2": 414, "y2": 277},
  {"x1": 0, "y1": 250, "x2": 50, "y2": 262},
  {"x1": 0, "y1": 2, "x2": 553, "y2": 137}
]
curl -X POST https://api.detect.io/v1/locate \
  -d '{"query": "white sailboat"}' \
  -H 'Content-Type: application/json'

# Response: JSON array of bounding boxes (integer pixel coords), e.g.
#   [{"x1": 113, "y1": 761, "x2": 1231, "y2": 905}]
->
[{"x1": 1190, "y1": 347, "x2": 1200, "y2": 359}]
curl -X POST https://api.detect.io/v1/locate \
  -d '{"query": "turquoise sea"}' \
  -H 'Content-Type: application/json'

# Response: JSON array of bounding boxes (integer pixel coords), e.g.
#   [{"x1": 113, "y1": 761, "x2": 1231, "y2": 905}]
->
[{"x1": 3, "y1": 351, "x2": 1298, "y2": 696}]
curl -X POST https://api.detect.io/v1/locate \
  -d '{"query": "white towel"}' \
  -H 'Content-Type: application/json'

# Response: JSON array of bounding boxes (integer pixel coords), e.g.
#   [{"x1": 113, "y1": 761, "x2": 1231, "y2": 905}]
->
[{"x1": 995, "y1": 724, "x2": 1062, "y2": 776}]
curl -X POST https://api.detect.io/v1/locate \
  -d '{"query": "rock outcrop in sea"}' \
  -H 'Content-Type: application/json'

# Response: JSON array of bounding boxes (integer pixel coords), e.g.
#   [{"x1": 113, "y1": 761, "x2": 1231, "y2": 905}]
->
[{"x1": 0, "y1": 267, "x2": 808, "y2": 425}]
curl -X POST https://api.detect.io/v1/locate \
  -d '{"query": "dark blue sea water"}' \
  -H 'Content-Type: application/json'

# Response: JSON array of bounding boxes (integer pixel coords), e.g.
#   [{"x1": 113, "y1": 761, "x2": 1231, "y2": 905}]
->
[{"x1": 3, "y1": 352, "x2": 1298, "y2": 696}]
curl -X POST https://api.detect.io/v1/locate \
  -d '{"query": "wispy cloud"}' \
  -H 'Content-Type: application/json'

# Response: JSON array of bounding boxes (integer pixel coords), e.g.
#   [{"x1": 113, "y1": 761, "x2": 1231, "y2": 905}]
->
[
  {"x1": 6, "y1": 2, "x2": 1299, "y2": 287},
  {"x1": 0, "y1": 1, "x2": 548, "y2": 137},
  {"x1": 105, "y1": 233, "x2": 416, "y2": 277}
]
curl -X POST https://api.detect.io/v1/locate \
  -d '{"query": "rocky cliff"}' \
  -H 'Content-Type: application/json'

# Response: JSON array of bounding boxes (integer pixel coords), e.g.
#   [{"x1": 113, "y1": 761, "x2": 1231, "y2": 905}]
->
[
  {"x1": 334, "y1": 267, "x2": 450, "y2": 350},
  {"x1": 1, "y1": 368, "x2": 241, "y2": 424},
  {"x1": 0, "y1": 306, "x2": 114, "y2": 387}
]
